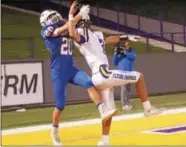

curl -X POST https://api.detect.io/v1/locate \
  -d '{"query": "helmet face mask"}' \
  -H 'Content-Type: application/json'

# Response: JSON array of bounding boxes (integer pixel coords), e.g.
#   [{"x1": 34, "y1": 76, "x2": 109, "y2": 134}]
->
[
  {"x1": 40, "y1": 10, "x2": 63, "y2": 27},
  {"x1": 78, "y1": 19, "x2": 91, "y2": 29}
]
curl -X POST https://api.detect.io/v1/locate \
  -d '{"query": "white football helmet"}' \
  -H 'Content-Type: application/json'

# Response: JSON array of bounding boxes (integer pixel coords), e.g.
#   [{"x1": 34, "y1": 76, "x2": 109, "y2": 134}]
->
[{"x1": 40, "y1": 10, "x2": 63, "y2": 26}]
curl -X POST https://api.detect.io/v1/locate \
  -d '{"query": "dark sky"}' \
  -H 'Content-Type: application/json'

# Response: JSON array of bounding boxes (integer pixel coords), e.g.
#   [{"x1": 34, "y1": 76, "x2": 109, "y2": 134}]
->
[{"x1": 2, "y1": 0, "x2": 186, "y2": 15}]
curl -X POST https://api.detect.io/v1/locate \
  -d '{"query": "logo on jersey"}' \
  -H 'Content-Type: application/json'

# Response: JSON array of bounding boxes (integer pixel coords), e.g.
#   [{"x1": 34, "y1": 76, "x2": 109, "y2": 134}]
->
[
  {"x1": 112, "y1": 73, "x2": 136, "y2": 80},
  {"x1": 99, "y1": 64, "x2": 112, "y2": 78}
]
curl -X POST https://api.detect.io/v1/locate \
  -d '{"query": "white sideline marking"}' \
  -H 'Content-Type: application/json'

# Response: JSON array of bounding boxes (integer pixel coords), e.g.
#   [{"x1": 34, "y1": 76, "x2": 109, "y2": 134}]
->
[{"x1": 2, "y1": 107, "x2": 186, "y2": 135}]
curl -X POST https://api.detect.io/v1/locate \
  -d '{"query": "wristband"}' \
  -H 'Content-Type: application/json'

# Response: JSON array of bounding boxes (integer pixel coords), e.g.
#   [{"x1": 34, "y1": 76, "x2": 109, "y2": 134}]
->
[{"x1": 69, "y1": 14, "x2": 74, "y2": 21}]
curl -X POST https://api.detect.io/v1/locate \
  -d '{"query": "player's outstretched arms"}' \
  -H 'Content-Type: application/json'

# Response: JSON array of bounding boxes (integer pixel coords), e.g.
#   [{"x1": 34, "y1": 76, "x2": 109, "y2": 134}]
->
[
  {"x1": 68, "y1": 1, "x2": 81, "y2": 42},
  {"x1": 53, "y1": 1, "x2": 85, "y2": 37},
  {"x1": 69, "y1": 3, "x2": 90, "y2": 42},
  {"x1": 104, "y1": 35, "x2": 140, "y2": 44},
  {"x1": 42, "y1": 1, "x2": 85, "y2": 38},
  {"x1": 104, "y1": 36, "x2": 121, "y2": 44},
  {"x1": 53, "y1": 22, "x2": 69, "y2": 36},
  {"x1": 53, "y1": 15, "x2": 84, "y2": 37},
  {"x1": 104, "y1": 35, "x2": 131, "y2": 44}
]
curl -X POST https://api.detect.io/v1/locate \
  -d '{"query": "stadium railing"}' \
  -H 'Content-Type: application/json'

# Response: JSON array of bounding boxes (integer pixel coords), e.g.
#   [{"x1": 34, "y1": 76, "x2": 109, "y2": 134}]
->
[{"x1": 2, "y1": 32, "x2": 185, "y2": 60}]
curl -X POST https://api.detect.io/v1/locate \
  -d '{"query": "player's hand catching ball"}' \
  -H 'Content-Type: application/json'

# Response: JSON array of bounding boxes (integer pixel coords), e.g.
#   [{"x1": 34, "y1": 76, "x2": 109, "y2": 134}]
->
[
  {"x1": 83, "y1": 15, "x2": 90, "y2": 20},
  {"x1": 69, "y1": 1, "x2": 79, "y2": 14},
  {"x1": 79, "y1": 5, "x2": 90, "y2": 20}
]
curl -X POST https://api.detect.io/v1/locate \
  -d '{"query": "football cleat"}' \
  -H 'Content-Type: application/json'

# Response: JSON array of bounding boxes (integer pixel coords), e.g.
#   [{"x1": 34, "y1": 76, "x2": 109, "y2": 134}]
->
[
  {"x1": 144, "y1": 106, "x2": 165, "y2": 117},
  {"x1": 122, "y1": 104, "x2": 133, "y2": 111},
  {"x1": 98, "y1": 103, "x2": 118, "y2": 121},
  {"x1": 97, "y1": 140, "x2": 109, "y2": 147},
  {"x1": 51, "y1": 126, "x2": 62, "y2": 146}
]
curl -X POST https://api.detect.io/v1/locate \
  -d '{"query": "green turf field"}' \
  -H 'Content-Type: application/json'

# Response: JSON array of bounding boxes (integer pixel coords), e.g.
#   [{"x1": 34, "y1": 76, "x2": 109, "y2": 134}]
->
[
  {"x1": 2, "y1": 93, "x2": 186, "y2": 129},
  {"x1": 2, "y1": 8, "x2": 167, "y2": 60}
]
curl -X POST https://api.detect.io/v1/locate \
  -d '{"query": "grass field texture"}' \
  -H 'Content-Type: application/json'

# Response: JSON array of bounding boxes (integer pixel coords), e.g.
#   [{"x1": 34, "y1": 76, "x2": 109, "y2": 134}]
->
[
  {"x1": 2, "y1": 8, "x2": 167, "y2": 60},
  {"x1": 2, "y1": 93, "x2": 186, "y2": 129}
]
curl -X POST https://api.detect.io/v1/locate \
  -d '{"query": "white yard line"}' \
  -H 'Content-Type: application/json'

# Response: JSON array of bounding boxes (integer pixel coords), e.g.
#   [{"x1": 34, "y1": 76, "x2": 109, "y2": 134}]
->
[{"x1": 2, "y1": 107, "x2": 186, "y2": 135}]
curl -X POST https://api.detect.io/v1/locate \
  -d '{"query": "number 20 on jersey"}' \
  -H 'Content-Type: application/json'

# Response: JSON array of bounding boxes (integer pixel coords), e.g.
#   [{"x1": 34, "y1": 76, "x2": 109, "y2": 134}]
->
[{"x1": 61, "y1": 38, "x2": 72, "y2": 55}]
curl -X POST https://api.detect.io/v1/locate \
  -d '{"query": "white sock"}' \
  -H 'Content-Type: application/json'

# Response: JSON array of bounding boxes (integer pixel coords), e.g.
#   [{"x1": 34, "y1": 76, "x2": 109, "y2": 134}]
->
[
  {"x1": 142, "y1": 100, "x2": 152, "y2": 111},
  {"x1": 98, "y1": 103, "x2": 107, "y2": 113},
  {"x1": 97, "y1": 102, "x2": 104, "y2": 108},
  {"x1": 102, "y1": 135, "x2": 109, "y2": 144}
]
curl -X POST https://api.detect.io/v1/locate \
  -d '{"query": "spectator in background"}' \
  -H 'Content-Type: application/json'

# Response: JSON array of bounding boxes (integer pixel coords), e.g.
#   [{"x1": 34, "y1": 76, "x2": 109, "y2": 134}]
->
[{"x1": 112, "y1": 38, "x2": 136, "y2": 111}]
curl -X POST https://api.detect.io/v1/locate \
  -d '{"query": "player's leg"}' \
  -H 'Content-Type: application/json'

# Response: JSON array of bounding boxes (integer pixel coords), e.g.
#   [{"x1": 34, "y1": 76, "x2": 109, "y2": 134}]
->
[
  {"x1": 98, "y1": 88, "x2": 116, "y2": 146},
  {"x1": 70, "y1": 66, "x2": 117, "y2": 120},
  {"x1": 50, "y1": 69, "x2": 68, "y2": 145},
  {"x1": 111, "y1": 70, "x2": 164, "y2": 116},
  {"x1": 97, "y1": 65, "x2": 164, "y2": 116},
  {"x1": 94, "y1": 64, "x2": 138, "y2": 87},
  {"x1": 69, "y1": 66, "x2": 102, "y2": 105},
  {"x1": 135, "y1": 73, "x2": 164, "y2": 116}
]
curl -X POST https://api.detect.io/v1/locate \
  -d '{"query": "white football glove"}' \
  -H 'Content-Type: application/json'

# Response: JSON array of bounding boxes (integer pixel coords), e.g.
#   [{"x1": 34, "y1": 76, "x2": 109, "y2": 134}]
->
[
  {"x1": 120, "y1": 35, "x2": 141, "y2": 42},
  {"x1": 128, "y1": 35, "x2": 141, "y2": 42},
  {"x1": 79, "y1": 5, "x2": 90, "y2": 20},
  {"x1": 83, "y1": 14, "x2": 90, "y2": 20}
]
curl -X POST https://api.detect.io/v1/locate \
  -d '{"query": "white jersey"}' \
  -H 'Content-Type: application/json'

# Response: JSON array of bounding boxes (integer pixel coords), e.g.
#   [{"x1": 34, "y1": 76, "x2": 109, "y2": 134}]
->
[
  {"x1": 74, "y1": 29, "x2": 140, "y2": 112},
  {"x1": 74, "y1": 28, "x2": 109, "y2": 74}
]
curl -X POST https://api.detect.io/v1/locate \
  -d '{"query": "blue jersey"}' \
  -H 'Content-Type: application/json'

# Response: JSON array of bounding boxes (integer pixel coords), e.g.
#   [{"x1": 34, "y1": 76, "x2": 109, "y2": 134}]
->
[
  {"x1": 41, "y1": 23, "x2": 74, "y2": 69},
  {"x1": 40, "y1": 23, "x2": 93, "y2": 111}
]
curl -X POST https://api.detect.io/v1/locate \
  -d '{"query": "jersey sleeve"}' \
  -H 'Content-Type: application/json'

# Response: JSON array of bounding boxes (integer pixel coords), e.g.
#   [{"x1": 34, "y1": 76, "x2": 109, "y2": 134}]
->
[
  {"x1": 41, "y1": 24, "x2": 58, "y2": 39},
  {"x1": 76, "y1": 28, "x2": 88, "y2": 44}
]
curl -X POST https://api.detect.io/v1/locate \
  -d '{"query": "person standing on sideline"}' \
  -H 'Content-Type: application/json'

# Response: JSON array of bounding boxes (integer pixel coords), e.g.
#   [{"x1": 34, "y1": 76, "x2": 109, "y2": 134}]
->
[{"x1": 112, "y1": 37, "x2": 136, "y2": 111}]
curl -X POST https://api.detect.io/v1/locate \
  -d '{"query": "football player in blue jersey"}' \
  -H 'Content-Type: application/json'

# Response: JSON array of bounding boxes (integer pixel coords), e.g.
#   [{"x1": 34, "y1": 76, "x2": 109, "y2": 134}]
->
[{"x1": 40, "y1": 1, "x2": 116, "y2": 145}]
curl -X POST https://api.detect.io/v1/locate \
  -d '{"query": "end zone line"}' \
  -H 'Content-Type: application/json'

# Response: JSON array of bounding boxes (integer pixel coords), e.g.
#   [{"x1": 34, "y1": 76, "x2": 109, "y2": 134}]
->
[
  {"x1": 141, "y1": 124, "x2": 186, "y2": 135},
  {"x1": 2, "y1": 107, "x2": 186, "y2": 135}
]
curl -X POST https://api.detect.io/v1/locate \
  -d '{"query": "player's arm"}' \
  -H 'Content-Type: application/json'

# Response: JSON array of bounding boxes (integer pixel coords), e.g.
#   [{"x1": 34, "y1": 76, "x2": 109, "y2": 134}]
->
[
  {"x1": 104, "y1": 35, "x2": 128, "y2": 44},
  {"x1": 104, "y1": 35, "x2": 140, "y2": 44},
  {"x1": 53, "y1": 15, "x2": 82, "y2": 37},
  {"x1": 68, "y1": 14, "x2": 82, "y2": 42},
  {"x1": 69, "y1": 3, "x2": 90, "y2": 43},
  {"x1": 104, "y1": 36, "x2": 120, "y2": 44},
  {"x1": 50, "y1": 1, "x2": 85, "y2": 37},
  {"x1": 53, "y1": 22, "x2": 69, "y2": 36}
]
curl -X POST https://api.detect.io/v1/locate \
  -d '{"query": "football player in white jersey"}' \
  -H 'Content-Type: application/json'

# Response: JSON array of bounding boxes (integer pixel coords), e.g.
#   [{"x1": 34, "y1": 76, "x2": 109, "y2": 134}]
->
[{"x1": 68, "y1": 5, "x2": 164, "y2": 146}]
